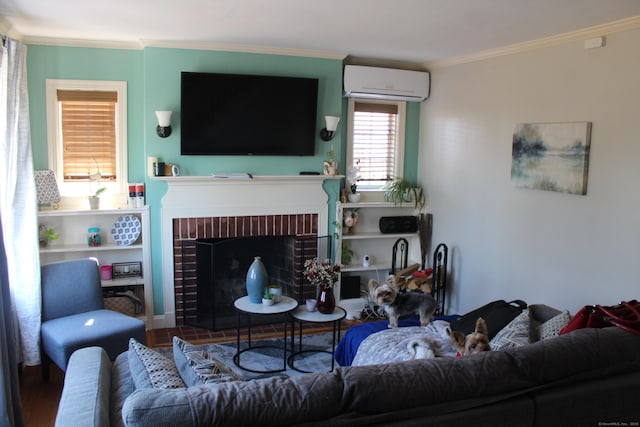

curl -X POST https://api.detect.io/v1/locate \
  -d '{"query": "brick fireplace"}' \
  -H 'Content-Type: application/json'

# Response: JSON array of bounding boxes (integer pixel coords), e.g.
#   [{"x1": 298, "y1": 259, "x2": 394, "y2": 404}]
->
[
  {"x1": 173, "y1": 214, "x2": 325, "y2": 327},
  {"x1": 158, "y1": 175, "x2": 338, "y2": 328}
]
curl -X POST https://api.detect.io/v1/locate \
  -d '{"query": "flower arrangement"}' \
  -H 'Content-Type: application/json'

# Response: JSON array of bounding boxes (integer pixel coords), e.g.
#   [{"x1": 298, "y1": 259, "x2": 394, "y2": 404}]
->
[
  {"x1": 303, "y1": 257, "x2": 340, "y2": 288},
  {"x1": 346, "y1": 162, "x2": 361, "y2": 194}
]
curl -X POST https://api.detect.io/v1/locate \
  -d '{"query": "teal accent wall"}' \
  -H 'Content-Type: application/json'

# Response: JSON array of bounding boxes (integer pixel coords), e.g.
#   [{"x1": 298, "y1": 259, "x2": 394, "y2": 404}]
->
[
  {"x1": 26, "y1": 44, "x2": 420, "y2": 318},
  {"x1": 404, "y1": 102, "x2": 421, "y2": 184},
  {"x1": 26, "y1": 45, "x2": 145, "y2": 180}
]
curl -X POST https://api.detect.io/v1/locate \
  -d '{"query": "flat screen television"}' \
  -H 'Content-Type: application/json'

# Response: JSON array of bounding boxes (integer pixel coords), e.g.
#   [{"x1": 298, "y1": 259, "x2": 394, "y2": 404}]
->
[{"x1": 181, "y1": 71, "x2": 319, "y2": 156}]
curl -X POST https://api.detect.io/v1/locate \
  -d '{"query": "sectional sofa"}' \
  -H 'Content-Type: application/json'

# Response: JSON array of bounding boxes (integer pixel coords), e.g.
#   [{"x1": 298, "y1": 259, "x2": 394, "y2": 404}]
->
[{"x1": 55, "y1": 309, "x2": 640, "y2": 426}]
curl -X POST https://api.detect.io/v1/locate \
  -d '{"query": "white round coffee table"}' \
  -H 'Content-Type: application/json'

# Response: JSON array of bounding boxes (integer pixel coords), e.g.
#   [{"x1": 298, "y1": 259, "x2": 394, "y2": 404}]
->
[
  {"x1": 233, "y1": 295, "x2": 298, "y2": 373},
  {"x1": 288, "y1": 306, "x2": 346, "y2": 373}
]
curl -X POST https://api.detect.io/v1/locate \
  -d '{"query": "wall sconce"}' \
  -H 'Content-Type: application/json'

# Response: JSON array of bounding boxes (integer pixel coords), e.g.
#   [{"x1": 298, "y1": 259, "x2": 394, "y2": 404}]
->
[
  {"x1": 320, "y1": 115, "x2": 340, "y2": 141},
  {"x1": 155, "y1": 110, "x2": 172, "y2": 138}
]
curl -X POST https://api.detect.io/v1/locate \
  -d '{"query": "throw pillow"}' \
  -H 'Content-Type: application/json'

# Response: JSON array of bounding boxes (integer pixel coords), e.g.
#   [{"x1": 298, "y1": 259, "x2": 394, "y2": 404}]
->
[
  {"x1": 489, "y1": 309, "x2": 530, "y2": 351},
  {"x1": 173, "y1": 337, "x2": 241, "y2": 386},
  {"x1": 128, "y1": 338, "x2": 186, "y2": 389},
  {"x1": 538, "y1": 310, "x2": 572, "y2": 340}
]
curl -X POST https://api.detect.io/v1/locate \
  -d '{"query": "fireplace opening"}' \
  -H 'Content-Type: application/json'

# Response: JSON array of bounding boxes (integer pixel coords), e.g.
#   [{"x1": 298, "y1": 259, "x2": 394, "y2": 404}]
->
[{"x1": 182, "y1": 235, "x2": 332, "y2": 331}]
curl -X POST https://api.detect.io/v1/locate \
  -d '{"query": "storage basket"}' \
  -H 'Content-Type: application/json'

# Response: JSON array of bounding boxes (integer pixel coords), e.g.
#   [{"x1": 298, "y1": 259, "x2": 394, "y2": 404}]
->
[{"x1": 104, "y1": 296, "x2": 136, "y2": 317}]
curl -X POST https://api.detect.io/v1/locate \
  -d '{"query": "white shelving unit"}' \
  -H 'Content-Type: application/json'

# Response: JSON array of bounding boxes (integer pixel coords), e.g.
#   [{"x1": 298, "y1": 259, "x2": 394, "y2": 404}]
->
[
  {"x1": 38, "y1": 207, "x2": 153, "y2": 328},
  {"x1": 335, "y1": 201, "x2": 422, "y2": 317}
]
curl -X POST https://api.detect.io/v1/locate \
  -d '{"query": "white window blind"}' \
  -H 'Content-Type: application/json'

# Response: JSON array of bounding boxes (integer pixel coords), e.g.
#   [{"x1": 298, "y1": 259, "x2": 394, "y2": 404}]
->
[
  {"x1": 352, "y1": 101, "x2": 399, "y2": 185},
  {"x1": 57, "y1": 90, "x2": 117, "y2": 182}
]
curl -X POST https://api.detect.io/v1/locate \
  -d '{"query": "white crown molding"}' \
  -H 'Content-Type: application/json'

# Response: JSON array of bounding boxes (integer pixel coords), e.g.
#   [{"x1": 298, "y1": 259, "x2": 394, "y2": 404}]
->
[
  {"x1": 140, "y1": 39, "x2": 348, "y2": 60},
  {"x1": 426, "y1": 15, "x2": 640, "y2": 69},
  {"x1": 22, "y1": 35, "x2": 143, "y2": 50},
  {"x1": 20, "y1": 34, "x2": 348, "y2": 60}
]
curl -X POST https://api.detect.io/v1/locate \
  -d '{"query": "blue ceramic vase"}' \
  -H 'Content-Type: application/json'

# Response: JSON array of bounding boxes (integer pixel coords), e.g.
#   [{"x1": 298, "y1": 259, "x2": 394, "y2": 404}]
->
[{"x1": 246, "y1": 256, "x2": 268, "y2": 304}]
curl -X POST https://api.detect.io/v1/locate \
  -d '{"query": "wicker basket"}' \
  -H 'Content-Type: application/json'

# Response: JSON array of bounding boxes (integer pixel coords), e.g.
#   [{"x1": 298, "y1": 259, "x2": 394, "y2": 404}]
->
[{"x1": 104, "y1": 296, "x2": 136, "y2": 317}]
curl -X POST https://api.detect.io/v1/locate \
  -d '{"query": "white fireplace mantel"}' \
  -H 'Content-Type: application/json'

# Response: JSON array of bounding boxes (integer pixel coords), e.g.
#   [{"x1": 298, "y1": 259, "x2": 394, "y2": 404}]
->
[
  {"x1": 158, "y1": 174, "x2": 342, "y2": 327},
  {"x1": 156, "y1": 175, "x2": 342, "y2": 218}
]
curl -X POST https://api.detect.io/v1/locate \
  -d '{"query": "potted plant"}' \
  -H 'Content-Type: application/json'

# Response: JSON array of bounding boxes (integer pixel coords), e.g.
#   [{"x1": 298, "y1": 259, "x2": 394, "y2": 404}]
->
[
  {"x1": 383, "y1": 177, "x2": 425, "y2": 208},
  {"x1": 87, "y1": 158, "x2": 106, "y2": 209},
  {"x1": 88, "y1": 187, "x2": 106, "y2": 210},
  {"x1": 346, "y1": 162, "x2": 361, "y2": 202},
  {"x1": 262, "y1": 287, "x2": 274, "y2": 306},
  {"x1": 38, "y1": 225, "x2": 60, "y2": 247},
  {"x1": 341, "y1": 242, "x2": 354, "y2": 266}
]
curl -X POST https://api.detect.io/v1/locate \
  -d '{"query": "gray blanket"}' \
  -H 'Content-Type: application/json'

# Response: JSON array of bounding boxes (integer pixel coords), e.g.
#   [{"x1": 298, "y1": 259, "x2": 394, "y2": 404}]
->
[{"x1": 352, "y1": 320, "x2": 457, "y2": 366}]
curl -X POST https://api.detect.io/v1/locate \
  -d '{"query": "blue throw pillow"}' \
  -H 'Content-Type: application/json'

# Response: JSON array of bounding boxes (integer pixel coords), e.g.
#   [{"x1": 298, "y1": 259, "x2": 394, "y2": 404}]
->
[{"x1": 128, "y1": 338, "x2": 185, "y2": 389}]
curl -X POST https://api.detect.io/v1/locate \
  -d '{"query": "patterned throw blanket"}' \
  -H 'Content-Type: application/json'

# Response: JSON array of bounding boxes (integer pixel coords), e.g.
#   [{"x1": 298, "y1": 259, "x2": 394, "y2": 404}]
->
[{"x1": 351, "y1": 320, "x2": 457, "y2": 366}]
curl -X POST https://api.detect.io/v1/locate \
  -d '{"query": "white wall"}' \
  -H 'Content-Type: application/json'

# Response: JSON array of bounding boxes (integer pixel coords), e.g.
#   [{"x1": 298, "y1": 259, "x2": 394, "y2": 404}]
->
[{"x1": 420, "y1": 27, "x2": 640, "y2": 315}]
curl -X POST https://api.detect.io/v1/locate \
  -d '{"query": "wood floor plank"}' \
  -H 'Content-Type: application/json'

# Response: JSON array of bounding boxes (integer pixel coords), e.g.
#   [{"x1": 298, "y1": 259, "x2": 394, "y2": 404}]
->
[{"x1": 20, "y1": 364, "x2": 63, "y2": 427}]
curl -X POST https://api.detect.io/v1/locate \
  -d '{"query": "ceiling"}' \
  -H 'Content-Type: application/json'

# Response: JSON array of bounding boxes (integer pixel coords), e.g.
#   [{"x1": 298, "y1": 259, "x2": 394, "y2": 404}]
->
[{"x1": 2, "y1": 0, "x2": 640, "y2": 65}]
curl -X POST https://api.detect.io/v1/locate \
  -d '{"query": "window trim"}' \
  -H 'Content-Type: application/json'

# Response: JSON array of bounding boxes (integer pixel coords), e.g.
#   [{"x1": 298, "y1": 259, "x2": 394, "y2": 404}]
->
[
  {"x1": 45, "y1": 79, "x2": 128, "y2": 196},
  {"x1": 346, "y1": 97, "x2": 406, "y2": 191}
]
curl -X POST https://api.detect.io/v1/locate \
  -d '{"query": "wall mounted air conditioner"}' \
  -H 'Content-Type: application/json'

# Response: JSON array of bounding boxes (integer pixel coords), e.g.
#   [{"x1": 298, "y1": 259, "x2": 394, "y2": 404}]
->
[{"x1": 343, "y1": 65, "x2": 430, "y2": 102}]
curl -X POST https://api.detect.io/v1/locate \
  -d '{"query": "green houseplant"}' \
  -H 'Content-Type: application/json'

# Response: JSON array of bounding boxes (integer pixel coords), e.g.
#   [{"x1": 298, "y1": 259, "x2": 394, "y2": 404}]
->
[
  {"x1": 88, "y1": 158, "x2": 106, "y2": 209},
  {"x1": 341, "y1": 242, "x2": 354, "y2": 266},
  {"x1": 383, "y1": 177, "x2": 425, "y2": 208},
  {"x1": 38, "y1": 225, "x2": 60, "y2": 247},
  {"x1": 262, "y1": 287, "x2": 274, "y2": 306}
]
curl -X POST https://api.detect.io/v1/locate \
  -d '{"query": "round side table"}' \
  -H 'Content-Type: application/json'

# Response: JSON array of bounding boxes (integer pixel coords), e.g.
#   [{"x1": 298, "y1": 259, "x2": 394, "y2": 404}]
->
[
  {"x1": 233, "y1": 295, "x2": 298, "y2": 373},
  {"x1": 288, "y1": 306, "x2": 346, "y2": 373}
]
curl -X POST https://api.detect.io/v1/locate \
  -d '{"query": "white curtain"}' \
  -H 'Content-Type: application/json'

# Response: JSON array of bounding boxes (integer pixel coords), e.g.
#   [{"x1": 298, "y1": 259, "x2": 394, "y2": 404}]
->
[
  {"x1": 0, "y1": 38, "x2": 41, "y2": 366},
  {"x1": 0, "y1": 213, "x2": 25, "y2": 427}
]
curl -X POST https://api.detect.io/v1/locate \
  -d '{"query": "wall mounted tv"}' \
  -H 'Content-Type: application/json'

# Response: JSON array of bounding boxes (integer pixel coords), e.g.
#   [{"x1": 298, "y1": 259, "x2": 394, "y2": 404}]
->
[{"x1": 181, "y1": 71, "x2": 319, "y2": 156}]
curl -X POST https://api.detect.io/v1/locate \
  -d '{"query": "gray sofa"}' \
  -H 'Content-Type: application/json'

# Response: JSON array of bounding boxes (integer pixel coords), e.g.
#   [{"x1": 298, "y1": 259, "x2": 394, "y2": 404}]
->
[{"x1": 55, "y1": 322, "x2": 640, "y2": 426}]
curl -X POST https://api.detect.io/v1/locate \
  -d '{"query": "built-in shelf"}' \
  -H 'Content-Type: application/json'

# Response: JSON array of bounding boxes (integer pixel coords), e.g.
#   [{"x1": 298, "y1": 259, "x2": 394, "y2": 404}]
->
[
  {"x1": 342, "y1": 232, "x2": 418, "y2": 240},
  {"x1": 101, "y1": 277, "x2": 145, "y2": 287},
  {"x1": 339, "y1": 201, "x2": 416, "y2": 209},
  {"x1": 40, "y1": 243, "x2": 143, "y2": 253},
  {"x1": 38, "y1": 207, "x2": 153, "y2": 328},
  {"x1": 340, "y1": 264, "x2": 394, "y2": 273},
  {"x1": 336, "y1": 201, "x2": 423, "y2": 314},
  {"x1": 38, "y1": 207, "x2": 149, "y2": 216}
]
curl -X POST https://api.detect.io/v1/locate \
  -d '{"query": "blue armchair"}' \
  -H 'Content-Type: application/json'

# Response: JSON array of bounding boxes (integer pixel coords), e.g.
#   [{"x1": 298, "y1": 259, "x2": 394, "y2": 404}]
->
[{"x1": 40, "y1": 258, "x2": 146, "y2": 379}]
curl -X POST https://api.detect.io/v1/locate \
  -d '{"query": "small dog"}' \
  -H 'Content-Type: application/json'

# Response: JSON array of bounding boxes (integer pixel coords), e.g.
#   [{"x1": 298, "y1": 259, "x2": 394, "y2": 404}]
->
[
  {"x1": 368, "y1": 276, "x2": 436, "y2": 328},
  {"x1": 407, "y1": 337, "x2": 437, "y2": 359},
  {"x1": 447, "y1": 317, "x2": 491, "y2": 356}
]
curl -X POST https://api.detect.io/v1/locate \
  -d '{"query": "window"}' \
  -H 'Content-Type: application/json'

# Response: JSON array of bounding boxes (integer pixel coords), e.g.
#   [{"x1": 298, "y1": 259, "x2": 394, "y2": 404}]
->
[
  {"x1": 347, "y1": 98, "x2": 406, "y2": 190},
  {"x1": 46, "y1": 80, "x2": 127, "y2": 196}
]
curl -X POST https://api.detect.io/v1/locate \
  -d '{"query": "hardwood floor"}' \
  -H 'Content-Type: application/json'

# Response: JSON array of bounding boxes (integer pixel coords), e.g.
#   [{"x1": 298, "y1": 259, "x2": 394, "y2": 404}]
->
[
  {"x1": 19, "y1": 320, "x2": 356, "y2": 426},
  {"x1": 19, "y1": 363, "x2": 64, "y2": 427}
]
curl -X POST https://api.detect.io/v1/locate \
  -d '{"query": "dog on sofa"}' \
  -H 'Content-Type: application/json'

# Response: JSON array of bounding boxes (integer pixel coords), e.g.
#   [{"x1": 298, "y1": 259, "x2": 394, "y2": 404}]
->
[
  {"x1": 368, "y1": 276, "x2": 436, "y2": 328},
  {"x1": 447, "y1": 317, "x2": 491, "y2": 356}
]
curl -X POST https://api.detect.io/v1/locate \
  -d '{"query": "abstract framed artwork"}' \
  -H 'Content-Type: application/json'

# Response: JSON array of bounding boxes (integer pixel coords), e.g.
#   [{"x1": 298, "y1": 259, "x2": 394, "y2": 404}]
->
[{"x1": 511, "y1": 122, "x2": 591, "y2": 195}]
